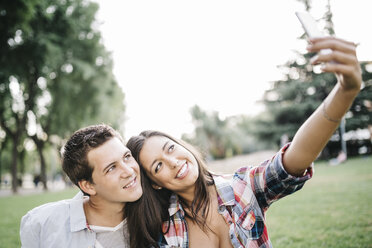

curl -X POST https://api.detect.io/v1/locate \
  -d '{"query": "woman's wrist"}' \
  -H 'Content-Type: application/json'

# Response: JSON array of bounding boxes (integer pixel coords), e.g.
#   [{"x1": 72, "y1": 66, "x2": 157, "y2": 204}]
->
[{"x1": 321, "y1": 83, "x2": 358, "y2": 122}]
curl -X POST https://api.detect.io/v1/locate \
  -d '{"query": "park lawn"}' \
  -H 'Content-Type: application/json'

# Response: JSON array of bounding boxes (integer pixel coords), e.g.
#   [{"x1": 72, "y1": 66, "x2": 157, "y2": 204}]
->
[
  {"x1": 266, "y1": 156, "x2": 372, "y2": 248},
  {"x1": 0, "y1": 156, "x2": 371, "y2": 247},
  {"x1": 0, "y1": 187, "x2": 79, "y2": 248}
]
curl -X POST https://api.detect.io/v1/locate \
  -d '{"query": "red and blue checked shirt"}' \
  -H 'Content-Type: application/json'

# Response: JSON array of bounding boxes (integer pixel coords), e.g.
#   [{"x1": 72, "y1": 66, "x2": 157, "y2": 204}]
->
[{"x1": 159, "y1": 144, "x2": 313, "y2": 248}]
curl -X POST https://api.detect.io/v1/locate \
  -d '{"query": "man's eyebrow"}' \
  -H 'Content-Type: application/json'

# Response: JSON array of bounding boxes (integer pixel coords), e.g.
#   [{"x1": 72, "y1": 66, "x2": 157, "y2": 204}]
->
[
  {"x1": 150, "y1": 140, "x2": 169, "y2": 171},
  {"x1": 123, "y1": 148, "x2": 131, "y2": 155}
]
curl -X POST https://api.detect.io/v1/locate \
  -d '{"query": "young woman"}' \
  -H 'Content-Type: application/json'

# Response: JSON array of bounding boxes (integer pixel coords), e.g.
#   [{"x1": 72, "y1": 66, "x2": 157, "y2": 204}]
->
[{"x1": 125, "y1": 36, "x2": 362, "y2": 248}]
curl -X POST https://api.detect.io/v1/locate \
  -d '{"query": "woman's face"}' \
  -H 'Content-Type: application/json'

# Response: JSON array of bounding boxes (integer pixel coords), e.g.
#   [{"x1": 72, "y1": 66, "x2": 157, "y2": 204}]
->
[{"x1": 139, "y1": 135, "x2": 199, "y2": 194}]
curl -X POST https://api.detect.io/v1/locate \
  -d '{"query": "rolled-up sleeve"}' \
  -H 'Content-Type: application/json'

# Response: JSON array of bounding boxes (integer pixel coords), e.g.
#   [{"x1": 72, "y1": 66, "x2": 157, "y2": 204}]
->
[{"x1": 234, "y1": 143, "x2": 313, "y2": 212}]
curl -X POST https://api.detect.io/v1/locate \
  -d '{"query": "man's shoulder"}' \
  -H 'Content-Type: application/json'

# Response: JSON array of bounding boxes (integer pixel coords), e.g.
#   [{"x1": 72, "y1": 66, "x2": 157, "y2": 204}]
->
[
  {"x1": 20, "y1": 193, "x2": 91, "y2": 247},
  {"x1": 23, "y1": 198, "x2": 72, "y2": 223},
  {"x1": 22, "y1": 192, "x2": 83, "y2": 224}
]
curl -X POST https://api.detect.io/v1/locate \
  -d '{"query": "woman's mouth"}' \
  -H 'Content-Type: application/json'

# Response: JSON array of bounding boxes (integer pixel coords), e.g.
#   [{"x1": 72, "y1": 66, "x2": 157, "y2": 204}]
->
[{"x1": 176, "y1": 162, "x2": 189, "y2": 179}]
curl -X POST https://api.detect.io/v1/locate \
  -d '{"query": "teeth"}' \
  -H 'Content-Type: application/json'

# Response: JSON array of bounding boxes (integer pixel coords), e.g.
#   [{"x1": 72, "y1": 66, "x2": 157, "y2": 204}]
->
[
  {"x1": 176, "y1": 163, "x2": 188, "y2": 178},
  {"x1": 124, "y1": 178, "x2": 135, "y2": 188}
]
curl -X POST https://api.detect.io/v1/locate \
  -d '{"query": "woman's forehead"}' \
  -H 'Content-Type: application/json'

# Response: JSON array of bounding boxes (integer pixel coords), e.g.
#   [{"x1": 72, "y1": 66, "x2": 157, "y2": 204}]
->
[
  {"x1": 145, "y1": 135, "x2": 170, "y2": 148},
  {"x1": 140, "y1": 136, "x2": 170, "y2": 162}
]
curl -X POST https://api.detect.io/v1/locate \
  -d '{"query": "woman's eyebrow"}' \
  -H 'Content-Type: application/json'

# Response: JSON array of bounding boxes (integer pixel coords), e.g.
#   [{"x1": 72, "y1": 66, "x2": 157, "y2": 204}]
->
[
  {"x1": 150, "y1": 140, "x2": 169, "y2": 170},
  {"x1": 162, "y1": 141, "x2": 169, "y2": 151}
]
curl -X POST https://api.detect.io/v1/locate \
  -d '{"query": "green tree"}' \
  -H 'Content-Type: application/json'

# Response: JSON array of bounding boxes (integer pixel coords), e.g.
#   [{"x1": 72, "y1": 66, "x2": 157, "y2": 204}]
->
[
  {"x1": 0, "y1": 0, "x2": 125, "y2": 192},
  {"x1": 346, "y1": 62, "x2": 372, "y2": 131},
  {"x1": 0, "y1": 0, "x2": 41, "y2": 193},
  {"x1": 183, "y1": 105, "x2": 254, "y2": 159},
  {"x1": 255, "y1": 1, "x2": 372, "y2": 156}
]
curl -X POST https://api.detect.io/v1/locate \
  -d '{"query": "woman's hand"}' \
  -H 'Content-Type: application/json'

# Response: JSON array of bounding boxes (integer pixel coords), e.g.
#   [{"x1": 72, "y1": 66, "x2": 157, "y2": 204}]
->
[
  {"x1": 307, "y1": 37, "x2": 362, "y2": 94},
  {"x1": 283, "y1": 36, "x2": 363, "y2": 176}
]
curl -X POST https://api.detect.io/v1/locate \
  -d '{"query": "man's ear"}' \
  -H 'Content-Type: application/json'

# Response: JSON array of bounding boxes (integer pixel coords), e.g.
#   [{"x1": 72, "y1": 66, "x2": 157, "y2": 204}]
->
[
  {"x1": 152, "y1": 184, "x2": 162, "y2": 190},
  {"x1": 78, "y1": 180, "x2": 97, "y2": 196}
]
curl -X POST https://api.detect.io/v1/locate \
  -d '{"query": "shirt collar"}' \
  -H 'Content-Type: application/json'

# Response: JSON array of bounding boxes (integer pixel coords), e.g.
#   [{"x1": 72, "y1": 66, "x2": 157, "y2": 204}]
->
[
  {"x1": 69, "y1": 191, "x2": 88, "y2": 232},
  {"x1": 212, "y1": 174, "x2": 235, "y2": 207},
  {"x1": 167, "y1": 175, "x2": 235, "y2": 217},
  {"x1": 168, "y1": 193, "x2": 185, "y2": 217}
]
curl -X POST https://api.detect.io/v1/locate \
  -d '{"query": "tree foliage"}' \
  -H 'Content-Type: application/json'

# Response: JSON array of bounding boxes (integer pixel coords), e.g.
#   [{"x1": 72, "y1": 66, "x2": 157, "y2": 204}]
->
[
  {"x1": 255, "y1": 1, "x2": 372, "y2": 156},
  {"x1": 0, "y1": 0, "x2": 125, "y2": 192},
  {"x1": 184, "y1": 1, "x2": 372, "y2": 159},
  {"x1": 182, "y1": 105, "x2": 262, "y2": 159}
]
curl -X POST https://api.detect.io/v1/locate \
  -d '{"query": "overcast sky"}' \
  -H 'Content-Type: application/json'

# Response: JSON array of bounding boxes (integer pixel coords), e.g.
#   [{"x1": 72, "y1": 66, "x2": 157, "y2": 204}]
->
[{"x1": 94, "y1": 0, "x2": 372, "y2": 139}]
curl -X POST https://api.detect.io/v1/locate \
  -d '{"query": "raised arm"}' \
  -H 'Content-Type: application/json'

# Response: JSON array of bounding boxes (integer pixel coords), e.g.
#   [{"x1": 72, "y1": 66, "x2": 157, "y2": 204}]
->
[{"x1": 283, "y1": 37, "x2": 362, "y2": 176}]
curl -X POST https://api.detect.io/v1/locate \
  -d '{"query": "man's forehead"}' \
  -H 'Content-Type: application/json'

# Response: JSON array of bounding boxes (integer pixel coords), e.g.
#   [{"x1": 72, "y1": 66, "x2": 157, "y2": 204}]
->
[{"x1": 87, "y1": 137, "x2": 127, "y2": 166}]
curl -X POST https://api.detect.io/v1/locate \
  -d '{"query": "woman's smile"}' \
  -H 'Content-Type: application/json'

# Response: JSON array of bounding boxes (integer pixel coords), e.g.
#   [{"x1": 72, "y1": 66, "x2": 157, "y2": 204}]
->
[
  {"x1": 139, "y1": 135, "x2": 199, "y2": 193},
  {"x1": 175, "y1": 161, "x2": 189, "y2": 179}
]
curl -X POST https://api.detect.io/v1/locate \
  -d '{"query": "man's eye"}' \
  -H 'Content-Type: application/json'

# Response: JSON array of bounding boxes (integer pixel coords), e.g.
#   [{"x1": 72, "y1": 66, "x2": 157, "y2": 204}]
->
[
  {"x1": 107, "y1": 165, "x2": 115, "y2": 173},
  {"x1": 155, "y1": 162, "x2": 162, "y2": 173},
  {"x1": 124, "y1": 153, "x2": 132, "y2": 161},
  {"x1": 168, "y1": 144, "x2": 175, "y2": 152}
]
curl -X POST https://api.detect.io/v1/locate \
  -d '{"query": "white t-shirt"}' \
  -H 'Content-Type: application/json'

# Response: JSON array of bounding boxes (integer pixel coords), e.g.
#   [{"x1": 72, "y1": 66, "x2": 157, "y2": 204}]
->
[{"x1": 89, "y1": 219, "x2": 129, "y2": 248}]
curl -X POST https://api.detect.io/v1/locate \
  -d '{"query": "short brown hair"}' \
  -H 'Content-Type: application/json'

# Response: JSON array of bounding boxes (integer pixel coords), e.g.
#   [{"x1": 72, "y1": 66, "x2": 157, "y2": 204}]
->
[{"x1": 61, "y1": 124, "x2": 123, "y2": 193}]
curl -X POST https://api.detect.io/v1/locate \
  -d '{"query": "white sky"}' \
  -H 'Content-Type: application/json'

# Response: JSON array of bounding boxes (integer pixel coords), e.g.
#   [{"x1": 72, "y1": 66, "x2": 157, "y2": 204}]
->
[{"x1": 94, "y1": 0, "x2": 372, "y2": 139}]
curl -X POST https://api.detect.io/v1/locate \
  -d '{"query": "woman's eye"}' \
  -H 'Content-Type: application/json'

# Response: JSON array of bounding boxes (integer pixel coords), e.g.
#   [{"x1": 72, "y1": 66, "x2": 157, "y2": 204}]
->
[
  {"x1": 168, "y1": 144, "x2": 175, "y2": 152},
  {"x1": 155, "y1": 162, "x2": 162, "y2": 173}
]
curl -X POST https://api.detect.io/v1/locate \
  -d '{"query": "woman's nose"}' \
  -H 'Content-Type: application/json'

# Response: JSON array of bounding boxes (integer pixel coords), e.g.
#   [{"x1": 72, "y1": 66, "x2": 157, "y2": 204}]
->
[{"x1": 168, "y1": 158, "x2": 180, "y2": 169}]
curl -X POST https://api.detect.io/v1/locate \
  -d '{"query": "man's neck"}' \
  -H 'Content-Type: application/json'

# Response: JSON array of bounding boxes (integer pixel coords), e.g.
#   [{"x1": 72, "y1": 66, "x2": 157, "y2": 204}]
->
[{"x1": 83, "y1": 198, "x2": 125, "y2": 228}]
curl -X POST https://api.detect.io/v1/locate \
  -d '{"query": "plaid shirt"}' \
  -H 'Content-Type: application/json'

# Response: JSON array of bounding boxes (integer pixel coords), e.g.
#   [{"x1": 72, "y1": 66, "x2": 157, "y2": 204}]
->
[{"x1": 159, "y1": 144, "x2": 313, "y2": 248}]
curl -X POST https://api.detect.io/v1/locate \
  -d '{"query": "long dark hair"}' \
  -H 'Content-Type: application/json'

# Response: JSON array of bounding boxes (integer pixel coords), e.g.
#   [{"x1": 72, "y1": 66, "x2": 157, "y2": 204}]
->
[{"x1": 125, "y1": 130, "x2": 214, "y2": 248}]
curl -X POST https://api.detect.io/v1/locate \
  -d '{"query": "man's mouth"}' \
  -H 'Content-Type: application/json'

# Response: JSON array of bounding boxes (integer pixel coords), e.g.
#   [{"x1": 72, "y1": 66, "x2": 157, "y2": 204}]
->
[{"x1": 123, "y1": 177, "x2": 136, "y2": 189}]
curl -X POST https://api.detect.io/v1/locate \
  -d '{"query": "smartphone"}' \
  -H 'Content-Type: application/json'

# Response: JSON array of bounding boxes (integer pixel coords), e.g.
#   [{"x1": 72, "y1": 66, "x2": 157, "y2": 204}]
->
[{"x1": 295, "y1": 11, "x2": 332, "y2": 55}]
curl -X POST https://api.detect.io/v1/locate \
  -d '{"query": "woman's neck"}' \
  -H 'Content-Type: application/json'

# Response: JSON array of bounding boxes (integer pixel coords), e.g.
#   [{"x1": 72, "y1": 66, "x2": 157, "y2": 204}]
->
[
  {"x1": 176, "y1": 184, "x2": 197, "y2": 206},
  {"x1": 177, "y1": 182, "x2": 216, "y2": 208}
]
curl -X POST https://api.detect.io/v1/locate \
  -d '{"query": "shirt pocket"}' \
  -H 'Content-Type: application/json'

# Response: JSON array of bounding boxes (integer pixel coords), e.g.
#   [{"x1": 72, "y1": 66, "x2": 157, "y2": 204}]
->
[{"x1": 236, "y1": 206, "x2": 264, "y2": 240}]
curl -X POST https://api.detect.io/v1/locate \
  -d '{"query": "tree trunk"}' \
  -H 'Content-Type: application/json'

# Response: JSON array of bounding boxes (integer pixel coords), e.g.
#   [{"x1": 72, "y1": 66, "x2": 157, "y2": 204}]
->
[
  {"x1": 11, "y1": 140, "x2": 18, "y2": 193},
  {"x1": 32, "y1": 137, "x2": 48, "y2": 191},
  {"x1": 35, "y1": 140, "x2": 48, "y2": 191},
  {"x1": 0, "y1": 147, "x2": 3, "y2": 189}
]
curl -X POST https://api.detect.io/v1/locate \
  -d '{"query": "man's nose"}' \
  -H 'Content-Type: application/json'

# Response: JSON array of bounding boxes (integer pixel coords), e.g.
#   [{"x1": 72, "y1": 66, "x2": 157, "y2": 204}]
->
[{"x1": 119, "y1": 162, "x2": 134, "y2": 177}]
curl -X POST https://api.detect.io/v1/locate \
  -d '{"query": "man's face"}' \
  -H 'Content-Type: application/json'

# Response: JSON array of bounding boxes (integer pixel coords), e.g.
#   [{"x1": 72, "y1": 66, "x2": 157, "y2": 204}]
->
[{"x1": 86, "y1": 137, "x2": 143, "y2": 206}]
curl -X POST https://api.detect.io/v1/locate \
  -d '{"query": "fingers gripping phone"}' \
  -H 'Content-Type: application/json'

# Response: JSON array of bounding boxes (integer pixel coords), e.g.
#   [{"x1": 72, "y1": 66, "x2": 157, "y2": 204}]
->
[{"x1": 295, "y1": 12, "x2": 332, "y2": 56}]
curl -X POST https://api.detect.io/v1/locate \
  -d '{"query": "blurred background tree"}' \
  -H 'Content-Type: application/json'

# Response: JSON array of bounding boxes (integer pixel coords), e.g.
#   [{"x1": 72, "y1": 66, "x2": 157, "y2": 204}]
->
[
  {"x1": 183, "y1": 0, "x2": 372, "y2": 160},
  {"x1": 0, "y1": 0, "x2": 125, "y2": 193},
  {"x1": 182, "y1": 105, "x2": 265, "y2": 160},
  {"x1": 255, "y1": 0, "x2": 372, "y2": 158}
]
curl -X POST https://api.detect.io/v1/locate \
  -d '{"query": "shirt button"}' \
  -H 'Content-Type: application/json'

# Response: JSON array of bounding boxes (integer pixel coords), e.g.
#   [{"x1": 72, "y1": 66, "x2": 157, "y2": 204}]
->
[
  {"x1": 230, "y1": 234, "x2": 234, "y2": 239},
  {"x1": 219, "y1": 205, "x2": 226, "y2": 212}
]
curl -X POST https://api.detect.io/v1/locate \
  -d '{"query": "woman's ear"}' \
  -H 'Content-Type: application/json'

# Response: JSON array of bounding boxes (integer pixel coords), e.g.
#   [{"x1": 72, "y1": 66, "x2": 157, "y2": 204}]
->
[
  {"x1": 78, "y1": 180, "x2": 97, "y2": 196},
  {"x1": 152, "y1": 184, "x2": 162, "y2": 190}
]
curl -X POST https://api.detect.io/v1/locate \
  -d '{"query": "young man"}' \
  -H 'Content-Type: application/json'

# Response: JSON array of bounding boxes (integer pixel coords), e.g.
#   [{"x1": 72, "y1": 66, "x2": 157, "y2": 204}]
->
[{"x1": 20, "y1": 124, "x2": 143, "y2": 247}]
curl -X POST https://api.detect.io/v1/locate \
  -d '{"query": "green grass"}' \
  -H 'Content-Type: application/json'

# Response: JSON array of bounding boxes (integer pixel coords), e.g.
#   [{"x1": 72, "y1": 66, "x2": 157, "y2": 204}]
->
[
  {"x1": 267, "y1": 156, "x2": 372, "y2": 248},
  {"x1": 0, "y1": 187, "x2": 79, "y2": 248},
  {"x1": 0, "y1": 156, "x2": 371, "y2": 247}
]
